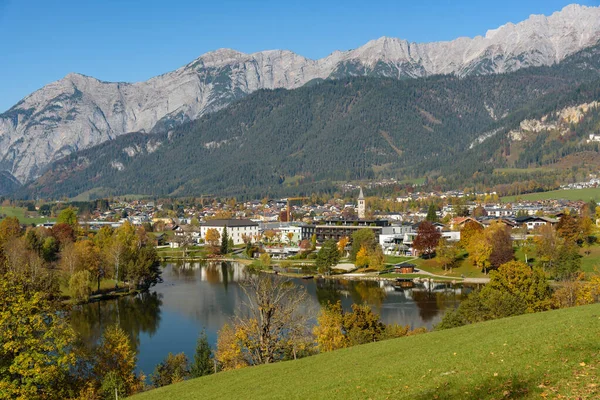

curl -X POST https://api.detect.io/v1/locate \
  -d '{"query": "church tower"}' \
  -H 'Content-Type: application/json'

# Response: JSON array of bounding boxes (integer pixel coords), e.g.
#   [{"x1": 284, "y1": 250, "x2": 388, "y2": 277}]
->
[{"x1": 358, "y1": 187, "x2": 365, "y2": 220}]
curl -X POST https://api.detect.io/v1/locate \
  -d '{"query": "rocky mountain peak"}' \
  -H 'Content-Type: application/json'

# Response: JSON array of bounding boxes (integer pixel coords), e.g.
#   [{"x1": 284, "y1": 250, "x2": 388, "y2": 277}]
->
[{"x1": 2, "y1": 4, "x2": 600, "y2": 191}]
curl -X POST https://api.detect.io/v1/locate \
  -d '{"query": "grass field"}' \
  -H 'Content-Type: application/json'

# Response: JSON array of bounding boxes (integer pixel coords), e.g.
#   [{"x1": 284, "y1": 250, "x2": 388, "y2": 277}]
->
[
  {"x1": 502, "y1": 187, "x2": 600, "y2": 202},
  {"x1": 580, "y1": 245, "x2": 600, "y2": 274},
  {"x1": 131, "y1": 304, "x2": 600, "y2": 400},
  {"x1": 384, "y1": 255, "x2": 414, "y2": 265},
  {"x1": 0, "y1": 206, "x2": 55, "y2": 225},
  {"x1": 413, "y1": 252, "x2": 487, "y2": 279}
]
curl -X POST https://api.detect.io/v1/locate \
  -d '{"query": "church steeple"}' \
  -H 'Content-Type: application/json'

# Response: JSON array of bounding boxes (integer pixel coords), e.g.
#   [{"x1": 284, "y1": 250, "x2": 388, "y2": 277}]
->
[{"x1": 358, "y1": 187, "x2": 365, "y2": 219}]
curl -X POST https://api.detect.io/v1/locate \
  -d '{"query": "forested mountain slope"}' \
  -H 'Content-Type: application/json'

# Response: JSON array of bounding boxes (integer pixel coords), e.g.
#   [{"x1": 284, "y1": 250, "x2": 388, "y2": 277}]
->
[
  {"x1": 19, "y1": 42, "x2": 600, "y2": 200},
  {"x1": 3, "y1": 4, "x2": 600, "y2": 187}
]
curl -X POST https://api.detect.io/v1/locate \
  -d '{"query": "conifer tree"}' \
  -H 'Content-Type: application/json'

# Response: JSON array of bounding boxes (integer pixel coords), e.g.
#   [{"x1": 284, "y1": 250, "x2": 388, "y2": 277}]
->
[
  {"x1": 220, "y1": 227, "x2": 229, "y2": 255},
  {"x1": 190, "y1": 329, "x2": 214, "y2": 378}
]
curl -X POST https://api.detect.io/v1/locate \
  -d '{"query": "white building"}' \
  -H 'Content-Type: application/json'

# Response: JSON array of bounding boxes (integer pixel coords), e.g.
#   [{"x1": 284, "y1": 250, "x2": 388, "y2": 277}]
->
[
  {"x1": 278, "y1": 225, "x2": 302, "y2": 244},
  {"x1": 200, "y1": 219, "x2": 259, "y2": 245}
]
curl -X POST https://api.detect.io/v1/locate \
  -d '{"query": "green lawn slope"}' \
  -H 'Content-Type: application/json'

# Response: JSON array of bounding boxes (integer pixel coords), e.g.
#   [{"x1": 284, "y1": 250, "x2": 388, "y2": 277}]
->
[
  {"x1": 131, "y1": 304, "x2": 600, "y2": 399},
  {"x1": 501, "y1": 187, "x2": 600, "y2": 202}
]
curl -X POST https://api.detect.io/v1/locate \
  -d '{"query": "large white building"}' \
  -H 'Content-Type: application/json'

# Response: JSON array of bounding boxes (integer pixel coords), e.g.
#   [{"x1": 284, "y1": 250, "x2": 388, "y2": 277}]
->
[{"x1": 200, "y1": 219, "x2": 259, "y2": 245}]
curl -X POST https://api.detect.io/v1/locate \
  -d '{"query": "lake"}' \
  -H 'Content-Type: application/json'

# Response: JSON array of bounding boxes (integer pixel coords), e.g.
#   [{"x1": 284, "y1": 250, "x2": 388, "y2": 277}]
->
[{"x1": 71, "y1": 262, "x2": 468, "y2": 375}]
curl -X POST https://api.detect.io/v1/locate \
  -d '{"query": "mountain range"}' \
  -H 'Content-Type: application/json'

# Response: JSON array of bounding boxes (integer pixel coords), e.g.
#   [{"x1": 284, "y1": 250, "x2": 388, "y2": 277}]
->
[
  {"x1": 19, "y1": 40, "x2": 600, "y2": 200},
  {"x1": 3, "y1": 4, "x2": 600, "y2": 194}
]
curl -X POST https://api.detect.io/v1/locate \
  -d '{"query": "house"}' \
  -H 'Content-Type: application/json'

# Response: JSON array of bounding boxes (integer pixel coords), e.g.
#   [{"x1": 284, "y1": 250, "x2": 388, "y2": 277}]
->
[
  {"x1": 450, "y1": 217, "x2": 482, "y2": 231},
  {"x1": 515, "y1": 216, "x2": 557, "y2": 231},
  {"x1": 199, "y1": 219, "x2": 259, "y2": 245}
]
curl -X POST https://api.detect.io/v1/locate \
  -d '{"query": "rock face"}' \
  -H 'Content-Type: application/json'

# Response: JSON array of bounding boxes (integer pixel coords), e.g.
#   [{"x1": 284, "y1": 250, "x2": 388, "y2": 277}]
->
[{"x1": 2, "y1": 4, "x2": 600, "y2": 185}]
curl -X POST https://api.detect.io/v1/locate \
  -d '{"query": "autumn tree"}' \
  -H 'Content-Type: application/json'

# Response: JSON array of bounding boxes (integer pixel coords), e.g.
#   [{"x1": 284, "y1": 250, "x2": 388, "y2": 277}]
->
[
  {"x1": 314, "y1": 301, "x2": 414, "y2": 351},
  {"x1": 355, "y1": 245, "x2": 370, "y2": 268},
  {"x1": 94, "y1": 324, "x2": 144, "y2": 397},
  {"x1": 556, "y1": 213, "x2": 582, "y2": 244},
  {"x1": 205, "y1": 228, "x2": 220, "y2": 247},
  {"x1": 459, "y1": 220, "x2": 483, "y2": 248},
  {"x1": 0, "y1": 274, "x2": 77, "y2": 399},
  {"x1": 350, "y1": 229, "x2": 377, "y2": 261},
  {"x1": 412, "y1": 221, "x2": 441, "y2": 258},
  {"x1": 438, "y1": 261, "x2": 552, "y2": 329},
  {"x1": 263, "y1": 229, "x2": 276, "y2": 244},
  {"x1": 215, "y1": 323, "x2": 248, "y2": 371},
  {"x1": 51, "y1": 222, "x2": 75, "y2": 247},
  {"x1": 337, "y1": 236, "x2": 349, "y2": 256},
  {"x1": 313, "y1": 301, "x2": 348, "y2": 352},
  {"x1": 69, "y1": 270, "x2": 92, "y2": 303},
  {"x1": 436, "y1": 238, "x2": 458, "y2": 270},
  {"x1": 151, "y1": 352, "x2": 190, "y2": 388},
  {"x1": 535, "y1": 224, "x2": 581, "y2": 279},
  {"x1": 368, "y1": 245, "x2": 386, "y2": 270},
  {"x1": 467, "y1": 223, "x2": 514, "y2": 274},
  {"x1": 286, "y1": 232, "x2": 295, "y2": 245},
  {"x1": 233, "y1": 275, "x2": 312, "y2": 365},
  {"x1": 467, "y1": 230, "x2": 492, "y2": 273},
  {"x1": 0, "y1": 216, "x2": 21, "y2": 247},
  {"x1": 552, "y1": 274, "x2": 600, "y2": 308},
  {"x1": 487, "y1": 223, "x2": 514, "y2": 269}
]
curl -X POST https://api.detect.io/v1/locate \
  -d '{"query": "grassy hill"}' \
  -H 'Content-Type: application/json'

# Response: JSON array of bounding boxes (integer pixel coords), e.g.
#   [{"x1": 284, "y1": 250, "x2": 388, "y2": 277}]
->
[
  {"x1": 131, "y1": 304, "x2": 600, "y2": 399},
  {"x1": 502, "y1": 187, "x2": 600, "y2": 203}
]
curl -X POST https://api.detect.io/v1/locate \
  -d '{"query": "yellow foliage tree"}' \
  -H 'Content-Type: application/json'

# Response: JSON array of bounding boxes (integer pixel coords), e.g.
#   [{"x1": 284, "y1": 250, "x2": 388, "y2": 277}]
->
[
  {"x1": 355, "y1": 245, "x2": 370, "y2": 268},
  {"x1": 215, "y1": 323, "x2": 248, "y2": 371},
  {"x1": 467, "y1": 231, "x2": 492, "y2": 273},
  {"x1": 94, "y1": 324, "x2": 143, "y2": 396},
  {"x1": 205, "y1": 228, "x2": 220, "y2": 247},
  {"x1": 0, "y1": 274, "x2": 77, "y2": 399},
  {"x1": 337, "y1": 237, "x2": 350, "y2": 255},
  {"x1": 313, "y1": 302, "x2": 348, "y2": 352},
  {"x1": 368, "y1": 245, "x2": 385, "y2": 271}
]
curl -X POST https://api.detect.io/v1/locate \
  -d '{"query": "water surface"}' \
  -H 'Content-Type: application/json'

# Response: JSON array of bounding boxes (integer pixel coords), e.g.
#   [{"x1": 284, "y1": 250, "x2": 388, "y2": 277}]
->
[{"x1": 72, "y1": 262, "x2": 467, "y2": 374}]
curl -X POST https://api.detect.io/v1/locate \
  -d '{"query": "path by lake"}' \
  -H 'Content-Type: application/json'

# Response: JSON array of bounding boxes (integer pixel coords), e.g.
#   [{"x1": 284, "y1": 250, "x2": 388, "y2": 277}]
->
[{"x1": 71, "y1": 262, "x2": 470, "y2": 375}]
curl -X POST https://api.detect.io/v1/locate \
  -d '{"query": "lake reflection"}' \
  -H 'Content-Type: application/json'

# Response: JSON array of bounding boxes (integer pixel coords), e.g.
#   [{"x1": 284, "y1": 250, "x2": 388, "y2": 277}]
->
[{"x1": 72, "y1": 262, "x2": 466, "y2": 375}]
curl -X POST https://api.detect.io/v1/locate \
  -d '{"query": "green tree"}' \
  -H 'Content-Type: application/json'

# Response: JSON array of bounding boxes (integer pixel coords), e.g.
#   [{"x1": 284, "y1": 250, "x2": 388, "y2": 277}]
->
[
  {"x1": 425, "y1": 204, "x2": 438, "y2": 222},
  {"x1": 126, "y1": 244, "x2": 162, "y2": 291},
  {"x1": 221, "y1": 226, "x2": 229, "y2": 255},
  {"x1": 554, "y1": 242, "x2": 582, "y2": 280},
  {"x1": 190, "y1": 329, "x2": 214, "y2": 378},
  {"x1": 57, "y1": 206, "x2": 79, "y2": 229},
  {"x1": 41, "y1": 236, "x2": 59, "y2": 262},
  {"x1": 316, "y1": 239, "x2": 341, "y2": 274},
  {"x1": 350, "y1": 229, "x2": 377, "y2": 261}
]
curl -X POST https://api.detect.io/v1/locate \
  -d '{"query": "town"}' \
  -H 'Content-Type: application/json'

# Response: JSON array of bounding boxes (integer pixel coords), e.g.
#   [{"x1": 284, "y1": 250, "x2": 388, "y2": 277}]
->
[{"x1": 2, "y1": 184, "x2": 596, "y2": 280}]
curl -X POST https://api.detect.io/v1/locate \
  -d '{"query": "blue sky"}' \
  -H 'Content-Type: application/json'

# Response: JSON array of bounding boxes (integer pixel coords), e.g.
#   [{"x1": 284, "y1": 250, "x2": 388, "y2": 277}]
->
[{"x1": 1, "y1": 0, "x2": 598, "y2": 112}]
